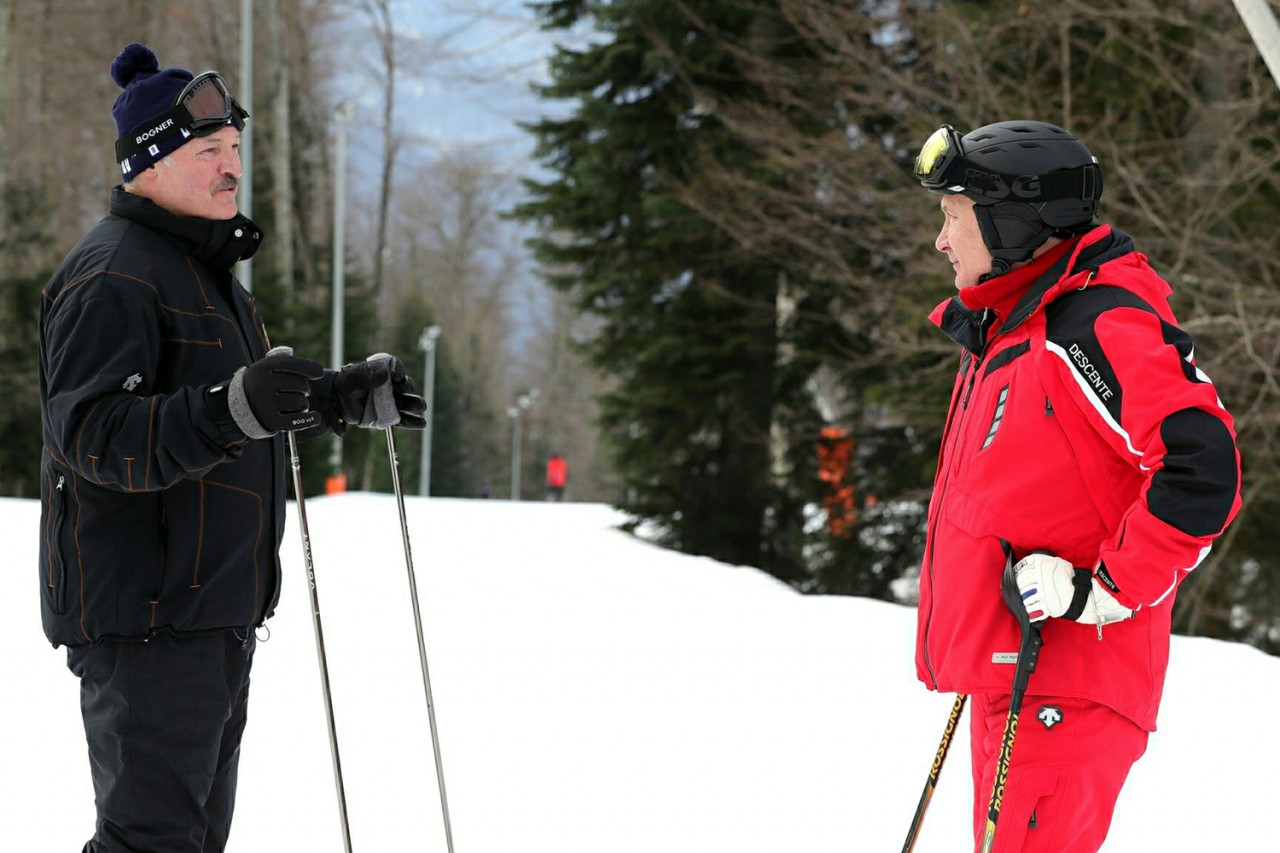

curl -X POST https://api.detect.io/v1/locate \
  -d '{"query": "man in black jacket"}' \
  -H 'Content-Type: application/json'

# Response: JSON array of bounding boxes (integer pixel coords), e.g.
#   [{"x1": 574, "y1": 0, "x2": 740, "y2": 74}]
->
[{"x1": 39, "y1": 43, "x2": 425, "y2": 853}]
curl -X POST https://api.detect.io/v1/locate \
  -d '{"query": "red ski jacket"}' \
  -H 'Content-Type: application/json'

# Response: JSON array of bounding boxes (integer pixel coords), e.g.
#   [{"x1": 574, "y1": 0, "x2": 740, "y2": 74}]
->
[
  {"x1": 547, "y1": 456, "x2": 568, "y2": 488},
  {"x1": 915, "y1": 225, "x2": 1240, "y2": 731}
]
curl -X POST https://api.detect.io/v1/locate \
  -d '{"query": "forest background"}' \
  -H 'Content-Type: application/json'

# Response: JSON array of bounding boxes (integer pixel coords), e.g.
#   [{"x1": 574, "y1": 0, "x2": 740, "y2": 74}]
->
[{"x1": 0, "y1": 0, "x2": 1276, "y2": 654}]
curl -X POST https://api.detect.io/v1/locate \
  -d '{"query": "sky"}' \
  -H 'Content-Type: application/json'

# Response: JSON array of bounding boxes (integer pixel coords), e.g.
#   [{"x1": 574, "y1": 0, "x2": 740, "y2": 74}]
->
[
  {"x1": 330, "y1": 1, "x2": 573, "y2": 355},
  {"x1": 340, "y1": 0, "x2": 569, "y2": 171},
  {"x1": 1, "y1": 493, "x2": 1275, "y2": 851}
]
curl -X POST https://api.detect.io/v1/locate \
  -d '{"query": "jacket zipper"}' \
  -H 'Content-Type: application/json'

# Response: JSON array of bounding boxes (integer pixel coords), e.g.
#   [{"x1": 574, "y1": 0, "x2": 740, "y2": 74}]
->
[
  {"x1": 961, "y1": 358, "x2": 980, "y2": 409},
  {"x1": 49, "y1": 474, "x2": 69, "y2": 613},
  {"x1": 922, "y1": 308, "x2": 990, "y2": 688}
]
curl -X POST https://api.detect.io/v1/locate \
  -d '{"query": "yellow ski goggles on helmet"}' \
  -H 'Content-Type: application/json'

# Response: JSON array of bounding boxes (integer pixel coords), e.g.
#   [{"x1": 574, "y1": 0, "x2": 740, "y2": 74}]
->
[{"x1": 913, "y1": 124, "x2": 964, "y2": 191}]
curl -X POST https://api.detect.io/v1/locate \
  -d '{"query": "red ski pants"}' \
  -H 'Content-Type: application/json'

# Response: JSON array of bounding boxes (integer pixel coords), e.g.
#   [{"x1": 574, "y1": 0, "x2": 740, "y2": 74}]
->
[{"x1": 969, "y1": 693, "x2": 1148, "y2": 852}]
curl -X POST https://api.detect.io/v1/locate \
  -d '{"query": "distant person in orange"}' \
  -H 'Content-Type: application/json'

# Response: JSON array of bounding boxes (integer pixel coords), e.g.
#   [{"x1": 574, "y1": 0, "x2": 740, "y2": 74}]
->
[{"x1": 546, "y1": 453, "x2": 567, "y2": 501}]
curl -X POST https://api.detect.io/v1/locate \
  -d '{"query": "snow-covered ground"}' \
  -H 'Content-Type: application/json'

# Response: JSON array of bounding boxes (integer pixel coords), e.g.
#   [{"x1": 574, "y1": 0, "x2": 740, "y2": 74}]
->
[{"x1": 1, "y1": 494, "x2": 1273, "y2": 851}]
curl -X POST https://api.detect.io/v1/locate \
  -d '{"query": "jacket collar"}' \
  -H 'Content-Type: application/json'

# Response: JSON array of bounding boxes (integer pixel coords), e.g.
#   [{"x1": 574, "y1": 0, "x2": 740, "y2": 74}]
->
[
  {"x1": 931, "y1": 225, "x2": 1136, "y2": 354},
  {"x1": 109, "y1": 185, "x2": 264, "y2": 273}
]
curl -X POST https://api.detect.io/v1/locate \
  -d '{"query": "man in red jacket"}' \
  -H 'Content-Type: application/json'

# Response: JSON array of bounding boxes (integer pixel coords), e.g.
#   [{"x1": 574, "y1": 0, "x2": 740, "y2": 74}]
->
[
  {"x1": 912, "y1": 121, "x2": 1240, "y2": 852},
  {"x1": 546, "y1": 453, "x2": 568, "y2": 501}
]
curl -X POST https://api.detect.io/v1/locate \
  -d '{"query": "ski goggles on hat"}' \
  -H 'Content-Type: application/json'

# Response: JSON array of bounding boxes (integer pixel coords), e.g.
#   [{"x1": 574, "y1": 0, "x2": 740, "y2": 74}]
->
[
  {"x1": 175, "y1": 71, "x2": 250, "y2": 133},
  {"x1": 115, "y1": 71, "x2": 249, "y2": 168},
  {"x1": 913, "y1": 124, "x2": 965, "y2": 191}
]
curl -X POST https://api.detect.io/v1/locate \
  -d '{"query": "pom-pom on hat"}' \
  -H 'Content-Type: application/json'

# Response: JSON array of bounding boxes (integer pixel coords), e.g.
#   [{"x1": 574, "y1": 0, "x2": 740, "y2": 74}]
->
[{"x1": 110, "y1": 43, "x2": 197, "y2": 182}]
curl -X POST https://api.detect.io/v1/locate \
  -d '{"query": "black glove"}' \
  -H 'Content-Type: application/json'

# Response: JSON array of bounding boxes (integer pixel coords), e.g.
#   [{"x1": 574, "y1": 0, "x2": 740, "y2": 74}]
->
[
  {"x1": 331, "y1": 353, "x2": 427, "y2": 430},
  {"x1": 228, "y1": 346, "x2": 325, "y2": 438}
]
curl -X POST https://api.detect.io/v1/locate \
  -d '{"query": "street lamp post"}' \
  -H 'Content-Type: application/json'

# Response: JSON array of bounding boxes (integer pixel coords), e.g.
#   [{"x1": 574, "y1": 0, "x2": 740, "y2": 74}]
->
[
  {"x1": 237, "y1": 0, "x2": 254, "y2": 292},
  {"x1": 507, "y1": 410, "x2": 518, "y2": 500},
  {"x1": 418, "y1": 325, "x2": 441, "y2": 497},
  {"x1": 507, "y1": 389, "x2": 539, "y2": 500},
  {"x1": 329, "y1": 102, "x2": 355, "y2": 485}
]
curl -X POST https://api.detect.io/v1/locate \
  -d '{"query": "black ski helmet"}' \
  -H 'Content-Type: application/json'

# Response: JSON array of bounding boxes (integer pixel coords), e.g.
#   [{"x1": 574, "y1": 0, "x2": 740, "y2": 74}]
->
[{"x1": 914, "y1": 120, "x2": 1103, "y2": 277}]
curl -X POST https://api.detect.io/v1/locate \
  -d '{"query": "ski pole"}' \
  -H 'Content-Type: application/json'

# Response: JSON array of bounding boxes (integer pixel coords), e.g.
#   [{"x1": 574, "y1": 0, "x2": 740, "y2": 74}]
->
[
  {"x1": 979, "y1": 553, "x2": 1043, "y2": 853},
  {"x1": 385, "y1": 426, "x2": 456, "y2": 853},
  {"x1": 288, "y1": 430, "x2": 354, "y2": 853},
  {"x1": 901, "y1": 692, "x2": 967, "y2": 852}
]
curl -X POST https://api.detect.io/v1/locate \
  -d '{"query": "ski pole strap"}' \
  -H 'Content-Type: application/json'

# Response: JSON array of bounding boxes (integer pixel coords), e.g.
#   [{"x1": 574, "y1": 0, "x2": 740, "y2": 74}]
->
[
  {"x1": 1061, "y1": 567, "x2": 1094, "y2": 621},
  {"x1": 363, "y1": 353, "x2": 401, "y2": 428}
]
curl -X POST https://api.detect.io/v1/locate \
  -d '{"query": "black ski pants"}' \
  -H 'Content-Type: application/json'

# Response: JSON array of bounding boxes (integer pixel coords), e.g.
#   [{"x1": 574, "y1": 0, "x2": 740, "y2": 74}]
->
[{"x1": 67, "y1": 630, "x2": 257, "y2": 853}]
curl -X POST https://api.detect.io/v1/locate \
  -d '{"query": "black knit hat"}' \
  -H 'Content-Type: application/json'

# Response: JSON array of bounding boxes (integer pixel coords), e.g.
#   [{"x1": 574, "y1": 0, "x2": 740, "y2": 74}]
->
[{"x1": 110, "y1": 43, "x2": 199, "y2": 182}]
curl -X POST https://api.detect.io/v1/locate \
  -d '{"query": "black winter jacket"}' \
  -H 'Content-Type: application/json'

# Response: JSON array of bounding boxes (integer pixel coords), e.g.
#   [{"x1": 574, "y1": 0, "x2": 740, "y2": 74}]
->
[{"x1": 38, "y1": 187, "x2": 285, "y2": 647}]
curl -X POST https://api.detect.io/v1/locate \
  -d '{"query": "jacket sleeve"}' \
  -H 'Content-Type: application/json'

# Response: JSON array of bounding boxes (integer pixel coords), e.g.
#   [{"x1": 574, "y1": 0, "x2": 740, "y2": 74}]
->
[
  {"x1": 42, "y1": 284, "x2": 248, "y2": 492},
  {"x1": 1044, "y1": 286, "x2": 1241, "y2": 610}
]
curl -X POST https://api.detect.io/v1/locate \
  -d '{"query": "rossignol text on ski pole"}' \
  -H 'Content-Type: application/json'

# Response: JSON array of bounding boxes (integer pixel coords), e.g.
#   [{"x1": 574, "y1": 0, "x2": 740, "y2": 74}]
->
[
  {"x1": 385, "y1": 423, "x2": 456, "y2": 853},
  {"x1": 979, "y1": 550, "x2": 1043, "y2": 853},
  {"x1": 287, "y1": 429, "x2": 354, "y2": 853},
  {"x1": 901, "y1": 692, "x2": 967, "y2": 852}
]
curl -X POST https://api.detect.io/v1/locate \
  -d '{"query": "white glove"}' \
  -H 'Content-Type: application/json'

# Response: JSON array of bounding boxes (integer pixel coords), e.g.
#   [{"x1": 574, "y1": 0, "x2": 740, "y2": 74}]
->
[{"x1": 1014, "y1": 553, "x2": 1133, "y2": 627}]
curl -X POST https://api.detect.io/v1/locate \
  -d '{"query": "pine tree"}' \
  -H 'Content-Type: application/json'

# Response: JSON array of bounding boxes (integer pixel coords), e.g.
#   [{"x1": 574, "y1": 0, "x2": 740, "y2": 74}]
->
[
  {"x1": 669, "y1": 1, "x2": 949, "y2": 597},
  {"x1": 517, "y1": 0, "x2": 819, "y2": 577}
]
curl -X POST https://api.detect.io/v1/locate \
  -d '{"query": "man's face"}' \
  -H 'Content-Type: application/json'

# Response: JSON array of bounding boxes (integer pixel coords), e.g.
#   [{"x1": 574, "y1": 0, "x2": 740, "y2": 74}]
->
[
  {"x1": 935, "y1": 194, "x2": 993, "y2": 289},
  {"x1": 140, "y1": 125, "x2": 242, "y2": 220}
]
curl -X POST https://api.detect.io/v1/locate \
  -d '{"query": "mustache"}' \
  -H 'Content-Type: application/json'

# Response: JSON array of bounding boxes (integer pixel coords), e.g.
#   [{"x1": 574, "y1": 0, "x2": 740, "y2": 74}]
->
[{"x1": 214, "y1": 176, "x2": 239, "y2": 193}]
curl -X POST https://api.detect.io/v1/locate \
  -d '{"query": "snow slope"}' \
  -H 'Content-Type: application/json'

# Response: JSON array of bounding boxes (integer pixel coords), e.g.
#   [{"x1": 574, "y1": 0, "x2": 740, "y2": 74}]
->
[{"x1": 1, "y1": 494, "x2": 1274, "y2": 851}]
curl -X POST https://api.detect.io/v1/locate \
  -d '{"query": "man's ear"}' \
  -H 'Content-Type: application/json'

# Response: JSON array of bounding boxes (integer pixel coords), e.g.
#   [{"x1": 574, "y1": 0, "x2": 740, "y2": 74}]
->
[{"x1": 125, "y1": 164, "x2": 160, "y2": 196}]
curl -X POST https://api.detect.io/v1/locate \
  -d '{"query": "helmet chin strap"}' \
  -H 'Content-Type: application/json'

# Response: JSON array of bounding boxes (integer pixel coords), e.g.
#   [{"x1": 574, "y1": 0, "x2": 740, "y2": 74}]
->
[
  {"x1": 978, "y1": 260, "x2": 1010, "y2": 284},
  {"x1": 972, "y1": 203, "x2": 1056, "y2": 283}
]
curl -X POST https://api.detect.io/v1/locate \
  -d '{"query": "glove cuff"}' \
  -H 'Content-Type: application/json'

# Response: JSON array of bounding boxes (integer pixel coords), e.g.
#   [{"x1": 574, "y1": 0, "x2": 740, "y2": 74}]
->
[
  {"x1": 1061, "y1": 568, "x2": 1094, "y2": 621},
  {"x1": 227, "y1": 366, "x2": 274, "y2": 440},
  {"x1": 364, "y1": 353, "x2": 401, "y2": 428},
  {"x1": 202, "y1": 380, "x2": 249, "y2": 447}
]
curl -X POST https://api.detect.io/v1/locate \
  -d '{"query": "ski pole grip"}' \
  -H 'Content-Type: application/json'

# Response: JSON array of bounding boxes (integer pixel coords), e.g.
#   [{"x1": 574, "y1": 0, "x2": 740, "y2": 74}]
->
[
  {"x1": 364, "y1": 352, "x2": 401, "y2": 428},
  {"x1": 1001, "y1": 555, "x2": 1030, "y2": 636},
  {"x1": 1001, "y1": 549, "x2": 1042, "y2": 693}
]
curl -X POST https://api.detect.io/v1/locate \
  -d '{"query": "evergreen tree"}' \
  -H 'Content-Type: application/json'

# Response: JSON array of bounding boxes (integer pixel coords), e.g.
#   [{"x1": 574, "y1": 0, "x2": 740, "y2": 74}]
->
[
  {"x1": 517, "y1": 0, "x2": 823, "y2": 577},
  {"x1": 0, "y1": 270, "x2": 45, "y2": 497},
  {"x1": 676, "y1": 1, "x2": 947, "y2": 598},
  {"x1": 0, "y1": 178, "x2": 56, "y2": 497}
]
